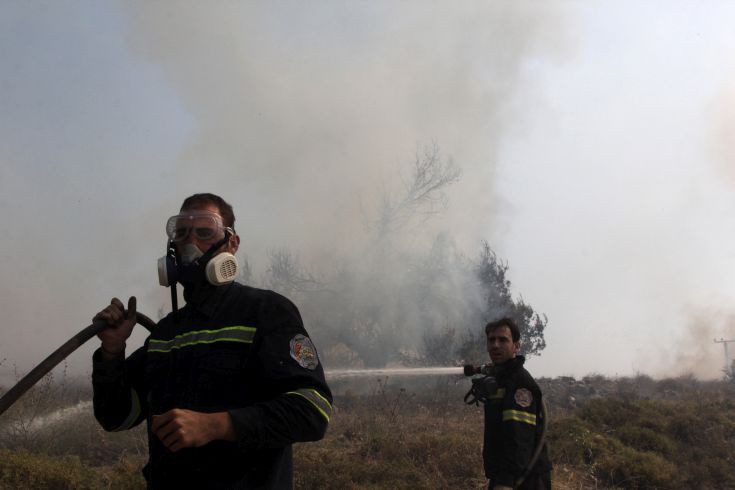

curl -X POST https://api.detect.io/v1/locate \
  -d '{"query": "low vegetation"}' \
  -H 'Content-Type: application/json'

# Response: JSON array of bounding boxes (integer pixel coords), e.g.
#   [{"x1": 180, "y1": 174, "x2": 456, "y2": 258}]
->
[{"x1": 1, "y1": 374, "x2": 733, "y2": 489}]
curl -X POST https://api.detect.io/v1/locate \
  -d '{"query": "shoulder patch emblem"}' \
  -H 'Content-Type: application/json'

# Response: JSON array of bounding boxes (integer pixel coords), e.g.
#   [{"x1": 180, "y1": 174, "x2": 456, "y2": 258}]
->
[
  {"x1": 514, "y1": 388, "x2": 533, "y2": 408},
  {"x1": 290, "y1": 334, "x2": 319, "y2": 370}
]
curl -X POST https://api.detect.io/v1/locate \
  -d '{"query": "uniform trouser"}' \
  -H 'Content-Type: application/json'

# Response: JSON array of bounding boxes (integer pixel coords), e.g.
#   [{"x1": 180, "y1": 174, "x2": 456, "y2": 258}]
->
[{"x1": 487, "y1": 472, "x2": 551, "y2": 490}]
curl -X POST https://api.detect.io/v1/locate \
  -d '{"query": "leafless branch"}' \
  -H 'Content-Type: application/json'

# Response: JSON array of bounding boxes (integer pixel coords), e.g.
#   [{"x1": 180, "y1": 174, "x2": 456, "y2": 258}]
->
[{"x1": 374, "y1": 143, "x2": 460, "y2": 237}]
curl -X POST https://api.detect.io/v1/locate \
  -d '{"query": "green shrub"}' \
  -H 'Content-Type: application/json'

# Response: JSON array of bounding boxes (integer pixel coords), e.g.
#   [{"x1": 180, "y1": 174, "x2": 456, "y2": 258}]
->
[
  {"x1": 545, "y1": 416, "x2": 595, "y2": 466},
  {"x1": 615, "y1": 425, "x2": 675, "y2": 456},
  {"x1": 550, "y1": 391, "x2": 735, "y2": 489},
  {"x1": 587, "y1": 434, "x2": 676, "y2": 489}
]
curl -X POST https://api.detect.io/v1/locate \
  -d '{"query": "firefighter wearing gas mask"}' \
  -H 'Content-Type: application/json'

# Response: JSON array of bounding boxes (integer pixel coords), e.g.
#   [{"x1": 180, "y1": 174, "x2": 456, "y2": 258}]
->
[
  {"x1": 466, "y1": 318, "x2": 552, "y2": 490},
  {"x1": 91, "y1": 193, "x2": 332, "y2": 490}
]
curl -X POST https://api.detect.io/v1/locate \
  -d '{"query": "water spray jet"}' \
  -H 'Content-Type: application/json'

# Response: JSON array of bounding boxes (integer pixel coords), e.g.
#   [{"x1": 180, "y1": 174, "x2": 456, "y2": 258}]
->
[{"x1": 325, "y1": 366, "x2": 464, "y2": 380}]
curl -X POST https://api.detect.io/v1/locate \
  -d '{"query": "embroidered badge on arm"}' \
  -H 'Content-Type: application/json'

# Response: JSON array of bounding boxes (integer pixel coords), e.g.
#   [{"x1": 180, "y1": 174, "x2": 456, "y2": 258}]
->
[
  {"x1": 514, "y1": 388, "x2": 533, "y2": 408},
  {"x1": 290, "y1": 334, "x2": 319, "y2": 370}
]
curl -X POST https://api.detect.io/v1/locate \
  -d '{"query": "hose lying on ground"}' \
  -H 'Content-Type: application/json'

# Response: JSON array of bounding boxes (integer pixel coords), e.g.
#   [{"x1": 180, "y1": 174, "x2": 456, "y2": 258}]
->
[{"x1": 0, "y1": 312, "x2": 155, "y2": 417}]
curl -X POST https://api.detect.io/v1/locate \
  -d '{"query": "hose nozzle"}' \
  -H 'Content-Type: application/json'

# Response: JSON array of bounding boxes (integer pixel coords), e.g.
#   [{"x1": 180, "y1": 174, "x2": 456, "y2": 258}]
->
[{"x1": 463, "y1": 363, "x2": 495, "y2": 376}]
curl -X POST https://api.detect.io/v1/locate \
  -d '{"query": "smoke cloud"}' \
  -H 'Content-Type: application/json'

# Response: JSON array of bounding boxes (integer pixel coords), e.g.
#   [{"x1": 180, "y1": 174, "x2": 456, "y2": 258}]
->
[
  {"x1": 646, "y1": 308, "x2": 735, "y2": 379},
  {"x1": 119, "y1": 2, "x2": 569, "y2": 260},
  {"x1": 6, "y1": 2, "x2": 735, "y2": 384},
  {"x1": 0, "y1": 2, "x2": 570, "y2": 383},
  {"x1": 117, "y1": 3, "x2": 569, "y2": 367}
]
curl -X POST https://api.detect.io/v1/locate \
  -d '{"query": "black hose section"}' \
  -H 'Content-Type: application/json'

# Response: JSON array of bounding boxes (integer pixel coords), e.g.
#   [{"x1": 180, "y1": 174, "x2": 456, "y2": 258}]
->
[
  {"x1": 0, "y1": 311, "x2": 156, "y2": 418},
  {"x1": 514, "y1": 398, "x2": 549, "y2": 489}
]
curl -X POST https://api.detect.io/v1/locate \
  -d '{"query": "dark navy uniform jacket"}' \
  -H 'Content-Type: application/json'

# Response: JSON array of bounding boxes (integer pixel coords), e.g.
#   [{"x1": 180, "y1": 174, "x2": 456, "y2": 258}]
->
[
  {"x1": 92, "y1": 282, "x2": 332, "y2": 489},
  {"x1": 483, "y1": 355, "x2": 551, "y2": 489}
]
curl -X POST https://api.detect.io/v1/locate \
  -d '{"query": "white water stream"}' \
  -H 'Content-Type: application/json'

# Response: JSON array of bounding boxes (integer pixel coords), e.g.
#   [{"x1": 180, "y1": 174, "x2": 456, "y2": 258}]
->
[
  {"x1": 325, "y1": 366, "x2": 465, "y2": 379},
  {"x1": 8, "y1": 367, "x2": 465, "y2": 434},
  {"x1": 19, "y1": 400, "x2": 92, "y2": 433}
]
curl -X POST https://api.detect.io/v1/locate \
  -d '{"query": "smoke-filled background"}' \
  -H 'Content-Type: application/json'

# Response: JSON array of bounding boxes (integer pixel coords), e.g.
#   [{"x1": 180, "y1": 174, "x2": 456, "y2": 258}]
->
[{"x1": 2, "y1": 1, "x2": 735, "y2": 385}]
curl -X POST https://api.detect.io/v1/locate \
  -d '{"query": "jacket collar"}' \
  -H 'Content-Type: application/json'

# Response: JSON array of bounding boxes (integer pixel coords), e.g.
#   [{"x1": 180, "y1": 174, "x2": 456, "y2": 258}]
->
[
  {"x1": 183, "y1": 282, "x2": 233, "y2": 318},
  {"x1": 494, "y1": 355, "x2": 525, "y2": 377}
]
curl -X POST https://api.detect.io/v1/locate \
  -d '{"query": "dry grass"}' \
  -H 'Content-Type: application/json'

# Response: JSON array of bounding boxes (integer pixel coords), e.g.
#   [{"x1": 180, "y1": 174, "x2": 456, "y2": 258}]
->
[
  {"x1": 295, "y1": 390, "x2": 488, "y2": 489},
  {"x1": 1, "y1": 375, "x2": 734, "y2": 489},
  {"x1": 294, "y1": 384, "x2": 600, "y2": 490}
]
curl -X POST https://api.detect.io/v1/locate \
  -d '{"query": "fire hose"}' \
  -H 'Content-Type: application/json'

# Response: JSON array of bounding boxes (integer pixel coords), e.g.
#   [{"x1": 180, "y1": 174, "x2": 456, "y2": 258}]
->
[{"x1": 0, "y1": 312, "x2": 156, "y2": 417}]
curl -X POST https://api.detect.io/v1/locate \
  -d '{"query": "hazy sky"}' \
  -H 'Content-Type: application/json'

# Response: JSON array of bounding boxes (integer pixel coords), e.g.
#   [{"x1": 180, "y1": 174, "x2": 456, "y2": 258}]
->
[{"x1": 3, "y1": 1, "x2": 735, "y2": 384}]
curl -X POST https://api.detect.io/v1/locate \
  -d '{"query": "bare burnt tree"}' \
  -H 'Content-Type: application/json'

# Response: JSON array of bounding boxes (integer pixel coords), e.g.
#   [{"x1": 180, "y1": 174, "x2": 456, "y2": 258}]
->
[
  {"x1": 262, "y1": 248, "x2": 326, "y2": 296},
  {"x1": 372, "y1": 143, "x2": 461, "y2": 238}
]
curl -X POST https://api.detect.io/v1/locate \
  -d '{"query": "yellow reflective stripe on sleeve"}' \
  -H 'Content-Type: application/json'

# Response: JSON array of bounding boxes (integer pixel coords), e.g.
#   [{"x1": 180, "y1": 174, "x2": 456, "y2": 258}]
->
[
  {"x1": 112, "y1": 388, "x2": 141, "y2": 432},
  {"x1": 488, "y1": 388, "x2": 506, "y2": 400},
  {"x1": 286, "y1": 388, "x2": 332, "y2": 423},
  {"x1": 148, "y1": 326, "x2": 256, "y2": 353},
  {"x1": 502, "y1": 409, "x2": 537, "y2": 426}
]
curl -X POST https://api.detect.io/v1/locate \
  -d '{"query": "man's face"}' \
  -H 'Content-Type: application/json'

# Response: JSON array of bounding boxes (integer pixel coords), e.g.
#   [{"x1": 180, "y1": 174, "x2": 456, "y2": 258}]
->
[
  {"x1": 173, "y1": 204, "x2": 239, "y2": 256},
  {"x1": 486, "y1": 325, "x2": 520, "y2": 365}
]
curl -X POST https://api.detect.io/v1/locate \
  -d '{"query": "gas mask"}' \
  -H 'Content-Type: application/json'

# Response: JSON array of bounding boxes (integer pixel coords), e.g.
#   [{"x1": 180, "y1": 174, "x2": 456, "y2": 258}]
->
[
  {"x1": 157, "y1": 237, "x2": 239, "y2": 288},
  {"x1": 156, "y1": 210, "x2": 240, "y2": 313}
]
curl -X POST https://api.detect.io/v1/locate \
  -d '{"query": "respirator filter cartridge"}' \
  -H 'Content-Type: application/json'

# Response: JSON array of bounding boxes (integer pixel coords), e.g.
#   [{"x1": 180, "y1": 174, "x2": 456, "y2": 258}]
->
[{"x1": 205, "y1": 252, "x2": 239, "y2": 285}]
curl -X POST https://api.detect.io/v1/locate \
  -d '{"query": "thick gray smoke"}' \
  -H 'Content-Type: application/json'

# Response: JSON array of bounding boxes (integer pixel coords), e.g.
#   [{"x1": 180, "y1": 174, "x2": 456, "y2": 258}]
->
[
  {"x1": 108, "y1": 3, "x2": 565, "y2": 366},
  {"x1": 643, "y1": 309, "x2": 735, "y2": 379},
  {"x1": 120, "y1": 2, "x2": 569, "y2": 256},
  {"x1": 0, "y1": 2, "x2": 570, "y2": 383},
  {"x1": 113, "y1": 2, "x2": 568, "y2": 367},
  {"x1": 6, "y1": 3, "x2": 735, "y2": 383}
]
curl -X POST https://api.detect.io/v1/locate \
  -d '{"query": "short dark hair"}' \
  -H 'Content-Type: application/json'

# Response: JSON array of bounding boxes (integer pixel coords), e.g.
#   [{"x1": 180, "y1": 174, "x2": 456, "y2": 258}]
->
[
  {"x1": 485, "y1": 317, "x2": 520, "y2": 343},
  {"x1": 180, "y1": 193, "x2": 235, "y2": 229}
]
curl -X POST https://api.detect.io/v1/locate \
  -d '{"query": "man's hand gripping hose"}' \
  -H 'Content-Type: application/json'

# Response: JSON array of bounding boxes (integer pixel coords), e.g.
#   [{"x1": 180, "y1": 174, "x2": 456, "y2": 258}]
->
[{"x1": 0, "y1": 311, "x2": 155, "y2": 417}]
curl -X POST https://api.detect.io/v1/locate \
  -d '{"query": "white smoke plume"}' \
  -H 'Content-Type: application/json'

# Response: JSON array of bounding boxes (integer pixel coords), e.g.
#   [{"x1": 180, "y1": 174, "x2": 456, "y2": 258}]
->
[
  {"x1": 0, "y1": 2, "x2": 570, "y2": 382},
  {"x1": 119, "y1": 2, "x2": 570, "y2": 262}
]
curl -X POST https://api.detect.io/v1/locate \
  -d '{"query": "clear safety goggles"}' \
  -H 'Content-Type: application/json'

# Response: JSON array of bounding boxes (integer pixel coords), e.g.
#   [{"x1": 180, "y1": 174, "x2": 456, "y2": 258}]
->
[{"x1": 165, "y1": 210, "x2": 232, "y2": 243}]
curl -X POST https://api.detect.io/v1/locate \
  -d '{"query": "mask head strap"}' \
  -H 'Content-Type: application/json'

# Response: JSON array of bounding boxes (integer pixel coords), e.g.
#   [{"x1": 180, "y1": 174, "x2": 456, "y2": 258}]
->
[{"x1": 191, "y1": 228, "x2": 233, "y2": 267}]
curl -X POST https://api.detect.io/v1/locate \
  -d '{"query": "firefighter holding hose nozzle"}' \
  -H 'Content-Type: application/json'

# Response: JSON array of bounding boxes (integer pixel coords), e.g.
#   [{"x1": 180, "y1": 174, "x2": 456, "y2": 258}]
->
[
  {"x1": 465, "y1": 318, "x2": 552, "y2": 490},
  {"x1": 92, "y1": 193, "x2": 332, "y2": 489}
]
